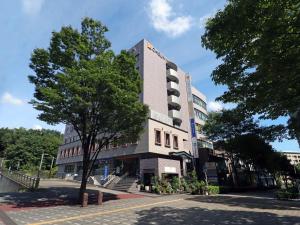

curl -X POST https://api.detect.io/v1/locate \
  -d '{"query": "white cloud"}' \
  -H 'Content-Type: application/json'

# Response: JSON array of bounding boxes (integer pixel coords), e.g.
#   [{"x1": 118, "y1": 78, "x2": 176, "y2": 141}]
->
[
  {"x1": 1, "y1": 92, "x2": 24, "y2": 106},
  {"x1": 21, "y1": 0, "x2": 45, "y2": 16},
  {"x1": 32, "y1": 124, "x2": 42, "y2": 130},
  {"x1": 148, "y1": 0, "x2": 193, "y2": 37},
  {"x1": 207, "y1": 101, "x2": 223, "y2": 112},
  {"x1": 198, "y1": 9, "x2": 218, "y2": 29}
]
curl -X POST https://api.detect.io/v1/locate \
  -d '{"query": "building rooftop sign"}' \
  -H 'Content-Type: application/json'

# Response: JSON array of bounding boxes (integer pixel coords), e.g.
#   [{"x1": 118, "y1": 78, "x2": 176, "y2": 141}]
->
[{"x1": 147, "y1": 42, "x2": 166, "y2": 61}]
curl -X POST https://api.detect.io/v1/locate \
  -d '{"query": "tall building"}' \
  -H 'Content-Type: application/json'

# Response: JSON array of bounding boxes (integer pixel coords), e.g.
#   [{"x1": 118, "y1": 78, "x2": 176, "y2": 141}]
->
[
  {"x1": 282, "y1": 152, "x2": 300, "y2": 165},
  {"x1": 56, "y1": 39, "x2": 210, "y2": 185}
]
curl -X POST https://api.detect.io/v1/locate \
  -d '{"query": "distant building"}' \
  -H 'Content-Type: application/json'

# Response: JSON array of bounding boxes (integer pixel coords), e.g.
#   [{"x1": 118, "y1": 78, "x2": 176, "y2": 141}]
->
[
  {"x1": 282, "y1": 152, "x2": 300, "y2": 165},
  {"x1": 55, "y1": 39, "x2": 211, "y2": 187}
]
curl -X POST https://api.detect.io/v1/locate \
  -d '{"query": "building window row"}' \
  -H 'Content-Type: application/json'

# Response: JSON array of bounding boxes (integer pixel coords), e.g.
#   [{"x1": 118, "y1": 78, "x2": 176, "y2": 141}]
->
[
  {"x1": 155, "y1": 129, "x2": 179, "y2": 149},
  {"x1": 59, "y1": 141, "x2": 139, "y2": 159},
  {"x1": 64, "y1": 135, "x2": 80, "y2": 144},
  {"x1": 192, "y1": 94, "x2": 207, "y2": 110},
  {"x1": 64, "y1": 164, "x2": 75, "y2": 173},
  {"x1": 197, "y1": 140, "x2": 213, "y2": 149},
  {"x1": 194, "y1": 108, "x2": 208, "y2": 121}
]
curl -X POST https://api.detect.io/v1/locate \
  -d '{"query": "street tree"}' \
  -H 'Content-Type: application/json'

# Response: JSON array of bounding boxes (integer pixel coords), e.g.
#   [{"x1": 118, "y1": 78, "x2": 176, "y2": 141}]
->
[
  {"x1": 201, "y1": 0, "x2": 300, "y2": 145},
  {"x1": 28, "y1": 18, "x2": 148, "y2": 203},
  {"x1": 203, "y1": 110, "x2": 287, "y2": 186}
]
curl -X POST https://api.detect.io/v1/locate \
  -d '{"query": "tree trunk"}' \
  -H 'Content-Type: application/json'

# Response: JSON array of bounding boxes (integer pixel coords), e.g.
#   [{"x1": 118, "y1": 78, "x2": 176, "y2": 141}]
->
[
  {"x1": 79, "y1": 174, "x2": 88, "y2": 204},
  {"x1": 78, "y1": 143, "x2": 90, "y2": 204},
  {"x1": 229, "y1": 154, "x2": 238, "y2": 187}
]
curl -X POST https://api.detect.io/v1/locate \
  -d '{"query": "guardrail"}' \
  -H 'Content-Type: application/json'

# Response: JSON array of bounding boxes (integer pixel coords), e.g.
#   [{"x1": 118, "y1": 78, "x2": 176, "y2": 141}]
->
[{"x1": 1, "y1": 170, "x2": 39, "y2": 190}]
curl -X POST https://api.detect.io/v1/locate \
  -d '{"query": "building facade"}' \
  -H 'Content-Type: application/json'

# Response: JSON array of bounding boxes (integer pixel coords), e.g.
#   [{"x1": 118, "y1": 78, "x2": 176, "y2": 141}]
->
[
  {"x1": 56, "y1": 39, "x2": 209, "y2": 184},
  {"x1": 283, "y1": 152, "x2": 300, "y2": 165}
]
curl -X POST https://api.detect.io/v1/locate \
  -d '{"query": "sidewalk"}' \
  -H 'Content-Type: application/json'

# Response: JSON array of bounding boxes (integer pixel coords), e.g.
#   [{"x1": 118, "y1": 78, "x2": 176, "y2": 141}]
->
[{"x1": 0, "y1": 179, "x2": 144, "y2": 211}]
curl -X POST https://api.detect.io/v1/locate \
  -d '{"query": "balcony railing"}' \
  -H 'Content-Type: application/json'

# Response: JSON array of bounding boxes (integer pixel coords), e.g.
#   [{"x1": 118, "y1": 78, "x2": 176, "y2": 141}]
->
[
  {"x1": 167, "y1": 68, "x2": 179, "y2": 83},
  {"x1": 168, "y1": 95, "x2": 180, "y2": 108},
  {"x1": 168, "y1": 110, "x2": 182, "y2": 124}
]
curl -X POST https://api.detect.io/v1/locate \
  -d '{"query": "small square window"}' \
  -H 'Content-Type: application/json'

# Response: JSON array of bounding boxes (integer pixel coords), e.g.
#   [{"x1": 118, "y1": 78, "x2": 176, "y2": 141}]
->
[
  {"x1": 173, "y1": 135, "x2": 179, "y2": 149},
  {"x1": 165, "y1": 132, "x2": 170, "y2": 147},
  {"x1": 155, "y1": 129, "x2": 161, "y2": 145}
]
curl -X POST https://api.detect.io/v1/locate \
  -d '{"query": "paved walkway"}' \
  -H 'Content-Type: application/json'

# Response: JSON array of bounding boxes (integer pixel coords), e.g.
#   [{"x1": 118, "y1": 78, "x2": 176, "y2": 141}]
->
[{"x1": 0, "y1": 180, "x2": 299, "y2": 225}]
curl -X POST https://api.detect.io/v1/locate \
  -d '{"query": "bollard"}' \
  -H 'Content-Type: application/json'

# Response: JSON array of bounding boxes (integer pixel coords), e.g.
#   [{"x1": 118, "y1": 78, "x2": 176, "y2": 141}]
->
[
  {"x1": 97, "y1": 191, "x2": 103, "y2": 205},
  {"x1": 81, "y1": 193, "x2": 88, "y2": 207}
]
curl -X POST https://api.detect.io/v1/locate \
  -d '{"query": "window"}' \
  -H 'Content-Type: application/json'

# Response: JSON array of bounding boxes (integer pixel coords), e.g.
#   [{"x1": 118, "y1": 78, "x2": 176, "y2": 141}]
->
[
  {"x1": 173, "y1": 135, "x2": 178, "y2": 149},
  {"x1": 165, "y1": 132, "x2": 170, "y2": 147},
  {"x1": 192, "y1": 95, "x2": 207, "y2": 110},
  {"x1": 64, "y1": 165, "x2": 75, "y2": 173},
  {"x1": 194, "y1": 108, "x2": 208, "y2": 121},
  {"x1": 155, "y1": 129, "x2": 161, "y2": 145}
]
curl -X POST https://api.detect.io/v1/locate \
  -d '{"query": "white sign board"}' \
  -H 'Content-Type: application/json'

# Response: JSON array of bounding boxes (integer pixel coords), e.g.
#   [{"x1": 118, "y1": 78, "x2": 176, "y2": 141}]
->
[{"x1": 164, "y1": 167, "x2": 176, "y2": 173}]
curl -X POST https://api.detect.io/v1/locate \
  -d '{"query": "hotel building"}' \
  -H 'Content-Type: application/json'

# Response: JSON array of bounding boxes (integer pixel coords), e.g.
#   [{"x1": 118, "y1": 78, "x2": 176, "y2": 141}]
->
[{"x1": 56, "y1": 39, "x2": 211, "y2": 188}]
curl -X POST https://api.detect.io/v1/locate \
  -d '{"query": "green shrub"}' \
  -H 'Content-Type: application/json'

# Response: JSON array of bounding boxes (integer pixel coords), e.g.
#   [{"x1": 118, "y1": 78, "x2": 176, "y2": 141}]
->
[
  {"x1": 276, "y1": 190, "x2": 298, "y2": 200},
  {"x1": 190, "y1": 180, "x2": 206, "y2": 195},
  {"x1": 208, "y1": 185, "x2": 220, "y2": 195},
  {"x1": 181, "y1": 177, "x2": 190, "y2": 192},
  {"x1": 171, "y1": 176, "x2": 180, "y2": 192},
  {"x1": 276, "y1": 187, "x2": 299, "y2": 200}
]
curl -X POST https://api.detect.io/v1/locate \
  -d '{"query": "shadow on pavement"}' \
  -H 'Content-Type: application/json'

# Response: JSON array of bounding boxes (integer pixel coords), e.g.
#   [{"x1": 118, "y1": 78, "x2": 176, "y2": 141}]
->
[
  {"x1": 0, "y1": 187, "x2": 141, "y2": 210},
  {"x1": 134, "y1": 206, "x2": 300, "y2": 225},
  {"x1": 186, "y1": 194, "x2": 300, "y2": 211}
]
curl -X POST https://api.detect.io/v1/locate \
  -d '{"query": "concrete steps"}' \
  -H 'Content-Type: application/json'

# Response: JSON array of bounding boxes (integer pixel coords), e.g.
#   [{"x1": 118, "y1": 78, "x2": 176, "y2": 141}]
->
[{"x1": 107, "y1": 176, "x2": 138, "y2": 192}]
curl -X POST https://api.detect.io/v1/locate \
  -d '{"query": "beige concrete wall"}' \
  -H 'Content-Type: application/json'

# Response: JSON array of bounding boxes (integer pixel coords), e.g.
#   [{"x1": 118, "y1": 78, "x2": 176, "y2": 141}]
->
[
  {"x1": 142, "y1": 40, "x2": 169, "y2": 116},
  {"x1": 57, "y1": 123, "x2": 149, "y2": 165},
  {"x1": 157, "y1": 158, "x2": 181, "y2": 178},
  {"x1": 140, "y1": 158, "x2": 181, "y2": 178},
  {"x1": 148, "y1": 119, "x2": 189, "y2": 156}
]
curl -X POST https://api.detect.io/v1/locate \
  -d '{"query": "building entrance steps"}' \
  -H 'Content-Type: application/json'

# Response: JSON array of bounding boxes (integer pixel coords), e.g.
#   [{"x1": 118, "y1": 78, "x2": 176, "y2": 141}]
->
[{"x1": 106, "y1": 175, "x2": 138, "y2": 192}]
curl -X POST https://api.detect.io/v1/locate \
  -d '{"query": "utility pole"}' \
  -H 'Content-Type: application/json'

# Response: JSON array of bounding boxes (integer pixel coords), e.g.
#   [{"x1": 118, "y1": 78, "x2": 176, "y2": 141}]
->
[
  {"x1": 48, "y1": 156, "x2": 55, "y2": 178},
  {"x1": 17, "y1": 161, "x2": 20, "y2": 171},
  {"x1": 37, "y1": 151, "x2": 45, "y2": 179}
]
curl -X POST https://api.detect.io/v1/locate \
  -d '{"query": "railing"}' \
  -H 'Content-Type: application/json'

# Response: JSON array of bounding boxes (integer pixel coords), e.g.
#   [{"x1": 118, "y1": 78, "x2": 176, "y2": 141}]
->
[
  {"x1": 1, "y1": 170, "x2": 40, "y2": 190},
  {"x1": 101, "y1": 170, "x2": 116, "y2": 187}
]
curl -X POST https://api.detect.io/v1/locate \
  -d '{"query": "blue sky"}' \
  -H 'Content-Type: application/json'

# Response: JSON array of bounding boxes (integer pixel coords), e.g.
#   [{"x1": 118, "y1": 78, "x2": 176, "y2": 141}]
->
[{"x1": 0, "y1": 0, "x2": 298, "y2": 152}]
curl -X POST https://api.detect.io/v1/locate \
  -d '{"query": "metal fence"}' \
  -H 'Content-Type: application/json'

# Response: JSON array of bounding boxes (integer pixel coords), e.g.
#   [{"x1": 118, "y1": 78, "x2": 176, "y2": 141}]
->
[{"x1": 1, "y1": 170, "x2": 39, "y2": 190}]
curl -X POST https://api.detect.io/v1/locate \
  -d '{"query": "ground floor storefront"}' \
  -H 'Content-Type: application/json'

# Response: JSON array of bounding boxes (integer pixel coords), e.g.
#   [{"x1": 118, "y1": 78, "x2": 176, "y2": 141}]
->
[{"x1": 57, "y1": 153, "x2": 193, "y2": 185}]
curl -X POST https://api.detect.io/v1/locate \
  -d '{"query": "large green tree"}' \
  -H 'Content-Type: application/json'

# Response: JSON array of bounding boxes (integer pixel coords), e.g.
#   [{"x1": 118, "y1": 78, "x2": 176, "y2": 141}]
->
[
  {"x1": 201, "y1": 0, "x2": 300, "y2": 145},
  {"x1": 28, "y1": 18, "x2": 148, "y2": 203},
  {"x1": 203, "y1": 110, "x2": 288, "y2": 186},
  {"x1": 0, "y1": 128, "x2": 62, "y2": 170}
]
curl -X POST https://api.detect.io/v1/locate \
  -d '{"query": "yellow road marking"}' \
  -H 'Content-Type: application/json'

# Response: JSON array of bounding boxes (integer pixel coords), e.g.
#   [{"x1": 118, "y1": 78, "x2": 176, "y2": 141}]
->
[{"x1": 28, "y1": 198, "x2": 183, "y2": 225}]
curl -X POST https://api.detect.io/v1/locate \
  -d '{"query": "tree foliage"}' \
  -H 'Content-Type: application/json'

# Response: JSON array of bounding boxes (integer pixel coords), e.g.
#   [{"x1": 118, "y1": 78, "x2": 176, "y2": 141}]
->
[
  {"x1": 201, "y1": 0, "x2": 300, "y2": 144},
  {"x1": 203, "y1": 110, "x2": 292, "y2": 175},
  {"x1": 204, "y1": 110, "x2": 286, "y2": 142},
  {"x1": 0, "y1": 128, "x2": 62, "y2": 170},
  {"x1": 28, "y1": 18, "x2": 148, "y2": 202}
]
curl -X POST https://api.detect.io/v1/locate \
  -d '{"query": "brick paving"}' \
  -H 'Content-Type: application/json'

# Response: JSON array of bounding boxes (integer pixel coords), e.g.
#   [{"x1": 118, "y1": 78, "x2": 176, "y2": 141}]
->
[
  {"x1": 0, "y1": 180, "x2": 300, "y2": 225},
  {"x1": 1, "y1": 193, "x2": 300, "y2": 225}
]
